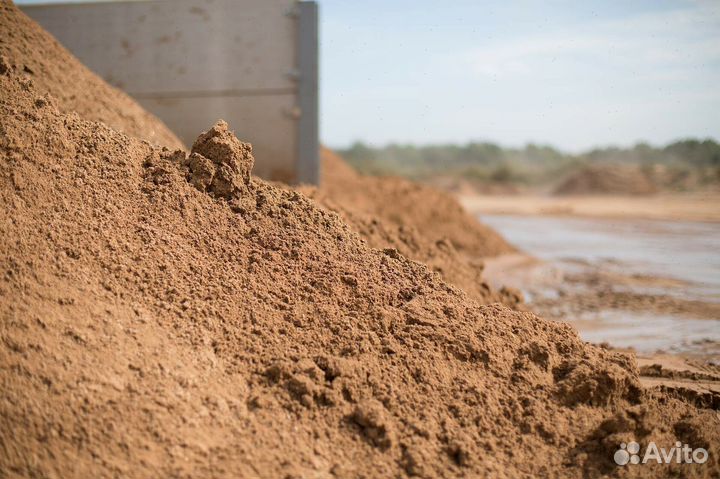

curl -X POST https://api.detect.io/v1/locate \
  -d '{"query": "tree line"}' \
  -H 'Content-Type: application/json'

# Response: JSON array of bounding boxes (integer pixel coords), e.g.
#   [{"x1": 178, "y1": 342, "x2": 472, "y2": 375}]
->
[{"x1": 336, "y1": 138, "x2": 720, "y2": 185}]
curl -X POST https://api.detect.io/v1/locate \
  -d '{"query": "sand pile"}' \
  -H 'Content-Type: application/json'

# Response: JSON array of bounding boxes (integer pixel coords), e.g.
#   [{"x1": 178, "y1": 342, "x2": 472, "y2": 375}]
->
[
  {"x1": 300, "y1": 149, "x2": 521, "y2": 305},
  {"x1": 319, "y1": 149, "x2": 515, "y2": 258},
  {"x1": 0, "y1": 1, "x2": 517, "y2": 306},
  {"x1": 554, "y1": 164, "x2": 657, "y2": 196},
  {"x1": 2, "y1": 71, "x2": 719, "y2": 478},
  {"x1": 0, "y1": 0, "x2": 183, "y2": 149}
]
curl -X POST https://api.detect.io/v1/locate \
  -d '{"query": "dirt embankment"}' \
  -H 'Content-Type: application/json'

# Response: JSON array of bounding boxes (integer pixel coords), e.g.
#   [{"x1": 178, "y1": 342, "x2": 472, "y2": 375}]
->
[
  {"x1": 300, "y1": 149, "x2": 521, "y2": 306},
  {"x1": 0, "y1": 0, "x2": 183, "y2": 149},
  {"x1": 1, "y1": 72, "x2": 719, "y2": 478}
]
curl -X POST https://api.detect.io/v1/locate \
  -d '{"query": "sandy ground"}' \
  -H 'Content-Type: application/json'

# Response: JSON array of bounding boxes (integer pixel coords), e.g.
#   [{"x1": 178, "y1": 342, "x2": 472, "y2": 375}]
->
[
  {"x1": 459, "y1": 191, "x2": 720, "y2": 223},
  {"x1": 483, "y1": 252, "x2": 720, "y2": 400},
  {"x1": 468, "y1": 193, "x2": 720, "y2": 402},
  {"x1": 478, "y1": 202, "x2": 720, "y2": 408}
]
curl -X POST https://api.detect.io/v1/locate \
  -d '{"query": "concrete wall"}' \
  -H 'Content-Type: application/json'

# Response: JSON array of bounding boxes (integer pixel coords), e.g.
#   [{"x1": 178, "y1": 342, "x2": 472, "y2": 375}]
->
[{"x1": 22, "y1": 0, "x2": 318, "y2": 184}]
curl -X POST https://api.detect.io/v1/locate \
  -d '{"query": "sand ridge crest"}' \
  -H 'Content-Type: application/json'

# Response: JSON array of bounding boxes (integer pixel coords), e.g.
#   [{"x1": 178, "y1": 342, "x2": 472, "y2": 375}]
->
[{"x1": 299, "y1": 149, "x2": 524, "y2": 307}]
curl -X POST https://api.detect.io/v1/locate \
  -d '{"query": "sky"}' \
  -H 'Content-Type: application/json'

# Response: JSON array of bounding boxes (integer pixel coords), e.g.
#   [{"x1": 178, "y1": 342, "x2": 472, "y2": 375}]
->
[{"x1": 320, "y1": 0, "x2": 720, "y2": 151}]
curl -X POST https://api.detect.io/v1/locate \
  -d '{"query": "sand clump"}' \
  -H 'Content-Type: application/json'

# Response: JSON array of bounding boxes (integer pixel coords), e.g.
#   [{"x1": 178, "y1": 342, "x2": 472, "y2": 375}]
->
[
  {"x1": 0, "y1": 0, "x2": 183, "y2": 149},
  {"x1": 2, "y1": 72, "x2": 719, "y2": 478},
  {"x1": 300, "y1": 149, "x2": 522, "y2": 306},
  {"x1": 554, "y1": 164, "x2": 658, "y2": 196}
]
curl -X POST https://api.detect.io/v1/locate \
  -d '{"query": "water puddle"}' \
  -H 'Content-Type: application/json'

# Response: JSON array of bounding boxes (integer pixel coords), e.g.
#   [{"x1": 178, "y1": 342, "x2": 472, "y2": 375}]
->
[{"x1": 481, "y1": 214, "x2": 720, "y2": 357}]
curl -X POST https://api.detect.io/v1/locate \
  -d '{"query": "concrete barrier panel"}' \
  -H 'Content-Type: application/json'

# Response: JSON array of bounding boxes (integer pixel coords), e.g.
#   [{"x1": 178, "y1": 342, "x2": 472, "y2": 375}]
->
[{"x1": 22, "y1": 0, "x2": 318, "y2": 184}]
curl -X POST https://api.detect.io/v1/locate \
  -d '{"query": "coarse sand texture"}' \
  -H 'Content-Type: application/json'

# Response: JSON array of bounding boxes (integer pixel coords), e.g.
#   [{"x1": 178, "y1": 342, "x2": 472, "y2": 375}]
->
[{"x1": 300, "y1": 149, "x2": 523, "y2": 306}]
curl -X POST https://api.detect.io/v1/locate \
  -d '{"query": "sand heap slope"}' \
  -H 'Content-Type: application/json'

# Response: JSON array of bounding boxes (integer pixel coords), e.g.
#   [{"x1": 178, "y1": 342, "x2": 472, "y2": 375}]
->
[
  {"x1": 1, "y1": 74, "x2": 718, "y2": 478},
  {"x1": 301, "y1": 149, "x2": 521, "y2": 305},
  {"x1": 0, "y1": 0, "x2": 183, "y2": 149},
  {"x1": 554, "y1": 164, "x2": 657, "y2": 196},
  {"x1": 320, "y1": 149, "x2": 515, "y2": 258}
]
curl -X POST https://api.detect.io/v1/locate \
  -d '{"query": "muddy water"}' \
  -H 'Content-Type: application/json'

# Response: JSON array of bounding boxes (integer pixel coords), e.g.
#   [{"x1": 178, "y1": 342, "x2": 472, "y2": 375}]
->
[{"x1": 482, "y1": 214, "x2": 720, "y2": 355}]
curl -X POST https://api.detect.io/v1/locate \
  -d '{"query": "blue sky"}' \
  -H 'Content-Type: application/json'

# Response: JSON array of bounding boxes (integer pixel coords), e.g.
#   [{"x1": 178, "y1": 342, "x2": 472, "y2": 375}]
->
[
  {"x1": 320, "y1": 0, "x2": 720, "y2": 151},
  {"x1": 17, "y1": 0, "x2": 720, "y2": 151}
]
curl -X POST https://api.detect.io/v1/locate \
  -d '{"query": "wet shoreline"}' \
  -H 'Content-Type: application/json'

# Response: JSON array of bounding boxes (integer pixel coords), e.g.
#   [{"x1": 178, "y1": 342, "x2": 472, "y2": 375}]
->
[{"x1": 481, "y1": 214, "x2": 720, "y2": 360}]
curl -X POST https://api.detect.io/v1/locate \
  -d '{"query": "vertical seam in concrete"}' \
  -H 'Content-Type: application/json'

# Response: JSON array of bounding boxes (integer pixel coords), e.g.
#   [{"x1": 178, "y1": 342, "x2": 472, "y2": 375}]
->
[{"x1": 297, "y1": 1, "x2": 319, "y2": 184}]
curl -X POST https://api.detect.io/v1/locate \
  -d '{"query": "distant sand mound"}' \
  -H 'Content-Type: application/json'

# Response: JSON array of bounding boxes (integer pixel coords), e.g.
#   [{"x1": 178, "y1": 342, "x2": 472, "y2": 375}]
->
[
  {"x1": 554, "y1": 164, "x2": 657, "y2": 196},
  {"x1": 319, "y1": 148, "x2": 515, "y2": 257}
]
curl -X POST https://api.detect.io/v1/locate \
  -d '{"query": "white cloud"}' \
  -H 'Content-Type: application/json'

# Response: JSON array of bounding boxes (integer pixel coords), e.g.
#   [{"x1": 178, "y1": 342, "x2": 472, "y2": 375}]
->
[{"x1": 465, "y1": 3, "x2": 720, "y2": 80}]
